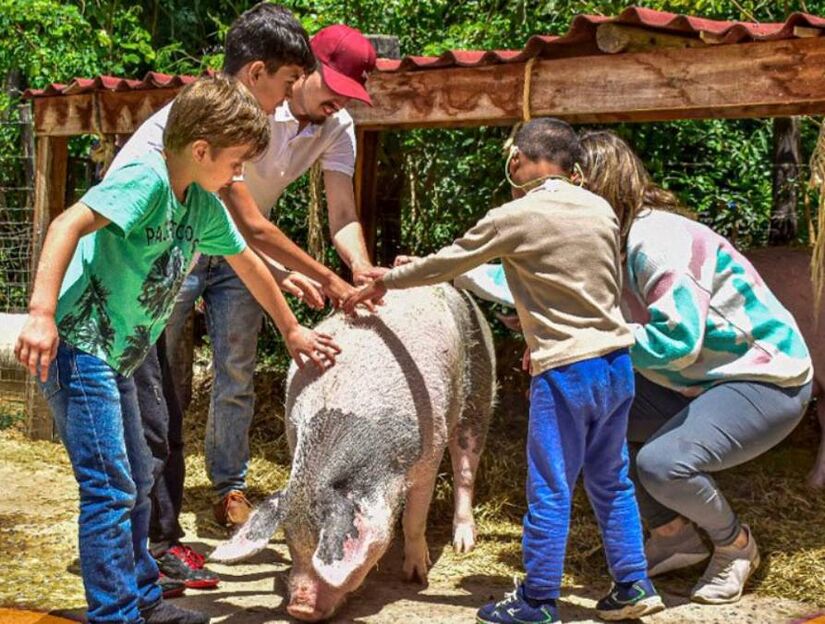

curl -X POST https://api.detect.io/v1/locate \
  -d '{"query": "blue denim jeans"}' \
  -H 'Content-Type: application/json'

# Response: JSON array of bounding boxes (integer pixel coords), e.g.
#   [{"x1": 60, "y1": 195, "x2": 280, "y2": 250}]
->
[
  {"x1": 165, "y1": 254, "x2": 263, "y2": 496},
  {"x1": 40, "y1": 342, "x2": 162, "y2": 623},
  {"x1": 523, "y1": 349, "x2": 647, "y2": 600}
]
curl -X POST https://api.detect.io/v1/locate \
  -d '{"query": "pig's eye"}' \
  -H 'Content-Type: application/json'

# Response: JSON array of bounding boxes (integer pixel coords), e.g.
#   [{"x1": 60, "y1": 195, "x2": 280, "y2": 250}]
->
[{"x1": 331, "y1": 478, "x2": 349, "y2": 493}]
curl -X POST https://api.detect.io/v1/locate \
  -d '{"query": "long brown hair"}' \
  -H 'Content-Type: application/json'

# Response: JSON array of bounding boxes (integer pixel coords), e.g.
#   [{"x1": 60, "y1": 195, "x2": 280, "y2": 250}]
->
[{"x1": 579, "y1": 130, "x2": 690, "y2": 253}]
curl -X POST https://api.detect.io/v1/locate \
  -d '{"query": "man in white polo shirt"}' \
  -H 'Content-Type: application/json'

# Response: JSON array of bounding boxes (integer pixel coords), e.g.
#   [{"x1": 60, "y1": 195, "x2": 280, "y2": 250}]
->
[{"x1": 111, "y1": 20, "x2": 378, "y2": 535}]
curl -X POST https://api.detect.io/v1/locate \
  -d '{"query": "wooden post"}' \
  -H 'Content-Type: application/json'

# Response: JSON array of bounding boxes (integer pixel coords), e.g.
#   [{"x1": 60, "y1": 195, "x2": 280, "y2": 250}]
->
[
  {"x1": 357, "y1": 35, "x2": 402, "y2": 265},
  {"x1": 19, "y1": 103, "x2": 35, "y2": 211},
  {"x1": 769, "y1": 117, "x2": 801, "y2": 245},
  {"x1": 26, "y1": 135, "x2": 69, "y2": 440},
  {"x1": 375, "y1": 133, "x2": 405, "y2": 266},
  {"x1": 354, "y1": 129, "x2": 380, "y2": 259}
]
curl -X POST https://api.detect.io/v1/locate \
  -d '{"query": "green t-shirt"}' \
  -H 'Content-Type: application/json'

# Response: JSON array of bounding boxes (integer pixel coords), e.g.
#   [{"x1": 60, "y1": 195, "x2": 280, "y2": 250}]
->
[{"x1": 56, "y1": 151, "x2": 247, "y2": 376}]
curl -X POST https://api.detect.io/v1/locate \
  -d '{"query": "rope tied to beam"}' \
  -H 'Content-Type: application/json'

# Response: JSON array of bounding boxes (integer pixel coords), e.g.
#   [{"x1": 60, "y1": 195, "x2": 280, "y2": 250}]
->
[{"x1": 503, "y1": 56, "x2": 538, "y2": 153}]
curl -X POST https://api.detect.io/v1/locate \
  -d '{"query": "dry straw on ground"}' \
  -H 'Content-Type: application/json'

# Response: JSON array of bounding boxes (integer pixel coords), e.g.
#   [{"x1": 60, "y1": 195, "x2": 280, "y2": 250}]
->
[{"x1": 1, "y1": 340, "x2": 824, "y2": 612}]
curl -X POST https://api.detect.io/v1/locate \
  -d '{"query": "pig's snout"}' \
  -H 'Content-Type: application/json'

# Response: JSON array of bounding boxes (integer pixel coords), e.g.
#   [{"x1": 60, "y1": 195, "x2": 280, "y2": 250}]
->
[
  {"x1": 287, "y1": 579, "x2": 336, "y2": 622},
  {"x1": 286, "y1": 603, "x2": 334, "y2": 622}
]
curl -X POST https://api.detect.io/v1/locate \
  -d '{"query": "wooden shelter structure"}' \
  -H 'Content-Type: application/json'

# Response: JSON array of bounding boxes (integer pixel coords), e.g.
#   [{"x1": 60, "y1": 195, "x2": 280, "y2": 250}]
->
[{"x1": 21, "y1": 5, "x2": 825, "y2": 438}]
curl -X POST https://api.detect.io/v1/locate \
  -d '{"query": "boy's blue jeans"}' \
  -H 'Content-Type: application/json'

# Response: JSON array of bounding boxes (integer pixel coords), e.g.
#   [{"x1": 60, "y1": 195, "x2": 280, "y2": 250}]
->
[
  {"x1": 523, "y1": 349, "x2": 647, "y2": 600},
  {"x1": 165, "y1": 254, "x2": 262, "y2": 497},
  {"x1": 40, "y1": 343, "x2": 162, "y2": 623}
]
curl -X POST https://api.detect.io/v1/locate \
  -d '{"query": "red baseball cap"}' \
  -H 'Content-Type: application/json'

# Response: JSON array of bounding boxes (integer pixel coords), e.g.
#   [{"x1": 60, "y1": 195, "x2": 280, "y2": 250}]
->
[{"x1": 311, "y1": 25, "x2": 376, "y2": 106}]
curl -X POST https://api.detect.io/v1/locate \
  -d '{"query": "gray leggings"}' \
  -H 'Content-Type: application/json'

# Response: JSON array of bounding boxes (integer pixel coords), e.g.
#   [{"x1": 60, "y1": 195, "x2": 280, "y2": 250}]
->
[{"x1": 628, "y1": 374, "x2": 812, "y2": 546}]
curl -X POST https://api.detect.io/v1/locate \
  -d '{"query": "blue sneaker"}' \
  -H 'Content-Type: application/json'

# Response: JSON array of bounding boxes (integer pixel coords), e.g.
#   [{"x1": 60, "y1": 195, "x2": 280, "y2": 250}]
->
[
  {"x1": 476, "y1": 582, "x2": 559, "y2": 624},
  {"x1": 596, "y1": 578, "x2": 665, "y2": 621}
]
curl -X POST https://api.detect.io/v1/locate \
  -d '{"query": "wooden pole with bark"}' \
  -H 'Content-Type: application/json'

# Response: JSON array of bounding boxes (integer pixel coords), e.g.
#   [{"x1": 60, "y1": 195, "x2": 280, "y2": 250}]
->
[{"x1": 770, "y1": 117, "x2": 802, "y2": 245}]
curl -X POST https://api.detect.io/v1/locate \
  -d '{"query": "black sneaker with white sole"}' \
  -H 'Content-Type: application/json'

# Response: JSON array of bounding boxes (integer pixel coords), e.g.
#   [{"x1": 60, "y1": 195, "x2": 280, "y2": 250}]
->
[{"x1": 596, "y1": 578, "x2": 665, "y2": 621}]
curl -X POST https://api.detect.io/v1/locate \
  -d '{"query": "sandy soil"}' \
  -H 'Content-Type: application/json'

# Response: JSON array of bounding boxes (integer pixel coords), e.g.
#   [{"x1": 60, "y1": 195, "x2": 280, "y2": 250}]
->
[
  {"x1": 0, "y1": 437, "x2": 816, "y2": 624},
  {"x1": 164, "y1": 535, "x2": 821, "y2": 624},
  {"x1": 1, "y1": 431, "x2": 822, "y2": 624}
]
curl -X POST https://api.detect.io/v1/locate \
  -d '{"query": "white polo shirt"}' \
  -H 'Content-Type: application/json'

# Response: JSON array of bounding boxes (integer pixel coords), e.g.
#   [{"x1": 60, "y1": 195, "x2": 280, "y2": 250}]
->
[{"x1": 108, "y1": 100, "x2": 357, "y2": 218}]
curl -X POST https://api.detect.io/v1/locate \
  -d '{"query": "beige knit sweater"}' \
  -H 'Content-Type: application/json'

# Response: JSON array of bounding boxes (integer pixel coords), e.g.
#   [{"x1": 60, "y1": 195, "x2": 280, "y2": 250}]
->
[{"x1": 382, "y1": 180, "x2": 634, "y2": 375}]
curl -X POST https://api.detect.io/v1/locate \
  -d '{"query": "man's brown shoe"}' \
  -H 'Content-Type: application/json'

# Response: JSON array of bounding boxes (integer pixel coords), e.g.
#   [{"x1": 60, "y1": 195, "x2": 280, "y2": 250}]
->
[{"x1": 213, "y1": 490, "x2": 253, "y2": 527}]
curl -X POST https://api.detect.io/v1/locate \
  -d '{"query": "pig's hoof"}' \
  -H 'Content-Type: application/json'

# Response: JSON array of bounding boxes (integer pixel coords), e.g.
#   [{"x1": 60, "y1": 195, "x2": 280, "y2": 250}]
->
[
  {"x1": 403, "y1": 540, "x2": 431, "y2": 584},
  {"x1": 452, "y1": 522, "x2": 476, "y2": 553},
  {"x1": 807, "y1": 468, "x2": 825, "y2": 490}
]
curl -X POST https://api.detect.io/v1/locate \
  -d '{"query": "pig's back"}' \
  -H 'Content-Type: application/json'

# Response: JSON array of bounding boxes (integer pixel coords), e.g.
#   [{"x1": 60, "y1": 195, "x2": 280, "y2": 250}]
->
[{"x1": 285, "y1": 285, "x2": 467, "y2": 445}]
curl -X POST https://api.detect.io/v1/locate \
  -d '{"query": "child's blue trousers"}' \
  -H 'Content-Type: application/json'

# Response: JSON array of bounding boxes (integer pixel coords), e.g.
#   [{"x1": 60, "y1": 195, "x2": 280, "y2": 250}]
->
[{"x1": 523, "y1": 349, "x2": 647, "y2": 600}]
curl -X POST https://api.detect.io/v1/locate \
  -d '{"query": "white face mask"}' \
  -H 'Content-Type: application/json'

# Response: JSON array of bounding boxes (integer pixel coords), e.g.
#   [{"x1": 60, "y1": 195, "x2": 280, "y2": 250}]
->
[{"x1": 504, "y1": 145, "x2": 586, "y2": 190}]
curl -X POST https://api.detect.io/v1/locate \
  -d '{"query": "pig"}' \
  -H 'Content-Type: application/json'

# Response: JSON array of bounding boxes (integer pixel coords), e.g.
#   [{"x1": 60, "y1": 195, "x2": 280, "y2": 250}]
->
[
  {"x1": 0, "y1": 313, "x2": 27, "y2": 369},
  {"x1": 211, "y1": 284, "x2": 496, "y2": 621},
  {"x1": 745, "y1": 247, "x2": 825, "y2": 489}
]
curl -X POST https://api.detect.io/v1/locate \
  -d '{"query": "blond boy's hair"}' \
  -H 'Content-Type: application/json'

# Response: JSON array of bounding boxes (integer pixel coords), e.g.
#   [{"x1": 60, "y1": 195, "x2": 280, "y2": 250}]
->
[{"x1": 164, "y1": 74, "x2": 270, "y2": 159}]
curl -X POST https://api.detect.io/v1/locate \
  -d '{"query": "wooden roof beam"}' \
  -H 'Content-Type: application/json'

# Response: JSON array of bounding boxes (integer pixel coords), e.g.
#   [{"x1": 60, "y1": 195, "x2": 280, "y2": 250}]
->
[
  {"x1": 349, "y1": 36, "x2": 825, "y2": 129},
  {"x1": 33, "y1": 89, "x2": 178, "y2": 137},
  {"x1": 30, "y1": 36, "x2": 825, "y2": 136}
]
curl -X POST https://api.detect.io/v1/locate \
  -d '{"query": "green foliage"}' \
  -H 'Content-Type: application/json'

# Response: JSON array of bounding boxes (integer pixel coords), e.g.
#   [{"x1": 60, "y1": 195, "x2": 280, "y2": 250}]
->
[{"x1": 0, "y1": 0, "x2": 154, "y2": 88}]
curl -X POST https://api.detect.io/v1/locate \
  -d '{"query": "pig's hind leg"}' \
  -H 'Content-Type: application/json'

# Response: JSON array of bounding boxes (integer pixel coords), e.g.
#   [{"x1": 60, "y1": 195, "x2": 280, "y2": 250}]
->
[{"x1": 450, "y1": 295, "x2": 496, "y2": 554}]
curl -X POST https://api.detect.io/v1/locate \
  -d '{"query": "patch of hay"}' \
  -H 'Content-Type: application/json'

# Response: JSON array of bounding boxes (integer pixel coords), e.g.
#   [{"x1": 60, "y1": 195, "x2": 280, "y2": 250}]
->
[
  {"x1": 2, "y1": 340, "x2": 824, "y2": 613},
  {"x1": 0, "y1": 430, "x2": 84, "y2": 611}
]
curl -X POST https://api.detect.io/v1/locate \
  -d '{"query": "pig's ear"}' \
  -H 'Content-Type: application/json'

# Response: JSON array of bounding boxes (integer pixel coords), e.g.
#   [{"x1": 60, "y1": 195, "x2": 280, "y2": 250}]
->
[
  {"x1": 311, "y1": 498, "x2": 389, "y2": 589},
  {"x1": 210, "y1": 491, "x2": 286, "y2": 563}
]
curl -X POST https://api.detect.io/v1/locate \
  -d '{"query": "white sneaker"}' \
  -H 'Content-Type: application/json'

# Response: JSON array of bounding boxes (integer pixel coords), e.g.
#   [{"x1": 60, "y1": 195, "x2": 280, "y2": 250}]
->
[
  {"x1": 690, "y1": 525, "x2": 760, "y2": 604},
  {"x1": 646, "y1": 522, "x2": 710, "y2": 577}
]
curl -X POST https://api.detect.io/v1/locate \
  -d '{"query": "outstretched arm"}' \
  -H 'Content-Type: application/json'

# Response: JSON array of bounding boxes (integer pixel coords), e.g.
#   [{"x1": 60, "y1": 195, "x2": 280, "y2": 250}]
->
[
  {"x1": 16, "y1": 203, "x2": 110, "y2": 380},
  {"x1": 324, "y1": 170, "x2": 376, "y2": 284},
  {"x1": 220, "y1": 181, "x2": 356, "y2": 305},
  {"x1": 225, "y1": 247, "x2": 341, "y2": 370},
  {"x1": 344, "y1": 211, "x2": 513, "y2": 312}
]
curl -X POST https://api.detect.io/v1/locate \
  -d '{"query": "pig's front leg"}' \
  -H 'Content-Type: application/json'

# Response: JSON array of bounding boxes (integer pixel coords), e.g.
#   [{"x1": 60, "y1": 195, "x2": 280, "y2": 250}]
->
[
  {"x1": 402, "y1": 468, "x2": 438, "y2": 584},
  {"x1": 449, "y1": 428, "x2": 485, "y2": 553},
  {"x1": 809, "y1": 396, "x2": 825, "y2": 489}
]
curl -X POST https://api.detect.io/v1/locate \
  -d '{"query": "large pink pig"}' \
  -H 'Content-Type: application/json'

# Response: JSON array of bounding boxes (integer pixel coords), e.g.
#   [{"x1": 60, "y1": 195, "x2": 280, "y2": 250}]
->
[{"x1": 211, "y1": 284, "x2": 496, "y2": 621}]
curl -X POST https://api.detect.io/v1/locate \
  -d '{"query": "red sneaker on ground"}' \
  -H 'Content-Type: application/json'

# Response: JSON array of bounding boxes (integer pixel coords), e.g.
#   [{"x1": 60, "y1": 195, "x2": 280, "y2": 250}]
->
[{"x1": 156, "y1": 543, "x2": 220, "y2": 590}]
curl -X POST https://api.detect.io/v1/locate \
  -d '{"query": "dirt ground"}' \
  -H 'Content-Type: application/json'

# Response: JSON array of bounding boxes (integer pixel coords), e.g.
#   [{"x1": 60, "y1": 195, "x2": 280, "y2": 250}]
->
[{"x1": 1, "y1": 430, "x2": 824, "y2": 624}]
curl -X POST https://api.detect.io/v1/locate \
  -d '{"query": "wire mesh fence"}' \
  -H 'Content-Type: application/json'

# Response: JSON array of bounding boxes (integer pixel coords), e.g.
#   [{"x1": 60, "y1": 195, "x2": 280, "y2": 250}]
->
[
  {"x1": 0, "y1": 102, "x2": 35, "y2": 427},
  {"x1": 0, "y1": 99, "x2": 98, "y2": 433}
]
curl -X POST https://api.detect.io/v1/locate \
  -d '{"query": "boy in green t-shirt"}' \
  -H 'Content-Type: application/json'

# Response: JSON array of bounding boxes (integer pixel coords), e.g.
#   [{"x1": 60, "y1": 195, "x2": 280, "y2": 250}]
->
[{"x1": 15, "y1": 75, "x2": 340, "y2": 624}]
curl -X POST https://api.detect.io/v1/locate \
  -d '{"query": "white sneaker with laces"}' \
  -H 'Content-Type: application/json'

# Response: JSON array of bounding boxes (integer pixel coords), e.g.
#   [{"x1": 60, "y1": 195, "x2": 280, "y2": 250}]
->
[{"x1": 690, "y1": 525, "x2": 760, "y2": 604}]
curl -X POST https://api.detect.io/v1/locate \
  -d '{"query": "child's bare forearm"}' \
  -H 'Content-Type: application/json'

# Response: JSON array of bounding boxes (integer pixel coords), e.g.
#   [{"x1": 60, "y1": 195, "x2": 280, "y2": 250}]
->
[
  {"x1": 29, "y1": 204, "x2": 104, "y2": 316},
  {"x1": 227, "y1": 248, "x2": 299, "y2": 337}
]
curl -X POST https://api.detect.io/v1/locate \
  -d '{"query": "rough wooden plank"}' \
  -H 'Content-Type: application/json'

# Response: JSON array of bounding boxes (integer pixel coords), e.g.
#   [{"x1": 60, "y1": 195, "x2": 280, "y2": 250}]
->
[
  {"x1": 596, "y1": 23, "x2": 706, "y2": 54},
  {"x1": 27, "y1": 135, "x2": 68, "y2": 440},
  {"x1": 794, "y1": 26, "x2": 823, "y2": 38},
  {"x1": 98, "y1": 89, "x2": 178, "y2": 134},
  {"x1": 33, "y1": 89, "x2": 178, "y2": 136},
  {"x1": 30, "y1": 37, "x2": 825, "y2": 136},
  {"x1": 349, "y1": 36, "x2": 825, "y2": 128},
  {"x1": 33, "y1": 94, "x2": 94, "y2": 136}
]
